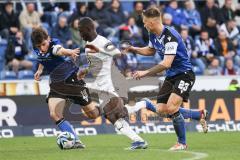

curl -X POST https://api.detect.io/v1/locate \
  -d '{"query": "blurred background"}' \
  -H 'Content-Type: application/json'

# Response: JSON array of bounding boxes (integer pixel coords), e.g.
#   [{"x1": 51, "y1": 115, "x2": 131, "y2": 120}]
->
[{"x1": 0, "y1": 0, "x2": 240, "y2": 138}]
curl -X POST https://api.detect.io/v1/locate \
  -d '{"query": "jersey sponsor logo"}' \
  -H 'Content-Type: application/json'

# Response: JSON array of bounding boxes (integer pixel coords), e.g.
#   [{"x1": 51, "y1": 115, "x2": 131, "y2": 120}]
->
[{"x1": 81, "y1": 89, "x2": 89, "y2": 102}]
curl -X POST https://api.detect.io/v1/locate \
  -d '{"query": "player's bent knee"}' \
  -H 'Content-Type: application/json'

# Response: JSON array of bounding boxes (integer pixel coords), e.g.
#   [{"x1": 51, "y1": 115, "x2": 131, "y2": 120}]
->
[
  {"x1": 156, "y1": 105, "x2": 168, "y2": 114},
  {"x1": 103, "y1": 97, "x2": 128, "y2": 124},
  {"x1": 166, "y1": 106, "x2": 179, "y2": 115}
]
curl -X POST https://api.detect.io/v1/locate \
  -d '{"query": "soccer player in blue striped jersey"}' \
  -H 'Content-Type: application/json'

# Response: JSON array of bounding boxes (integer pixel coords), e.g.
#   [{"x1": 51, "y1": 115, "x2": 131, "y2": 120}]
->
[
  {"x1": 32, "y1": 27, "x2": 96, "y2": 149},
  {"x1": 123, "y1": 7, "x2": 208, "y2": 151}
]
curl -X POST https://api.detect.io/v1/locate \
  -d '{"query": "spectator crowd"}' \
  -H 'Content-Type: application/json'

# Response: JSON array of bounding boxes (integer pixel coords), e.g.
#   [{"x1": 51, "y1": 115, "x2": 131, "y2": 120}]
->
[{"x1": 0, "y1": 0, "x2": 240, "y2": 79}]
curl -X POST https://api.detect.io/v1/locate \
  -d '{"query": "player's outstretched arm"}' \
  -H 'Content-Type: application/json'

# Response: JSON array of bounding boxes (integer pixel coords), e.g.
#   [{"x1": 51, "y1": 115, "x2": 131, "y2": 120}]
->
[
  {"x1": 147, "y1": 55, "x2": 175, "y2": 75},
  {"x1": 133, "y1": 32, "x2": 179, "y2": 78},
  {"x1": 56, "y1": 47, "x2": 80, "y2": 61},
  {"x1": 133, "y1": 55, "x2": 175, "y2": 79},
  {"x1": 123, "y1": 46, "x2": 155, "y2": 56},
  {"x1": 86, "y1": 43, "x2": 122, "y2": 57},
  {"x1": 85, "y1": 44, "x2": 99, "y2": 53}
]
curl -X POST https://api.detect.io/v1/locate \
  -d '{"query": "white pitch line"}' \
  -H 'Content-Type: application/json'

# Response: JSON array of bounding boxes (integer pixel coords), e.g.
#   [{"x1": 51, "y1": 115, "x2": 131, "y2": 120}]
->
[
  {"x1": 124, "y1": 148, "x2": 208, "y2": 160},
  {"x1": 157, "y1": 149, "x2": 208, "y2": 160},
  {"x1": 177, "y1": 150, "x2": 209, "y2": 160}
]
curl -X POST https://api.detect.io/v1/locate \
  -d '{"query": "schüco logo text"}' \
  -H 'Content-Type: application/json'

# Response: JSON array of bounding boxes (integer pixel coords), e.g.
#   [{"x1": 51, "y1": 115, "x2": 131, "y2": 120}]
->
[{"x1": 0, "y1": 129, "x2": 14, "y2": 138}]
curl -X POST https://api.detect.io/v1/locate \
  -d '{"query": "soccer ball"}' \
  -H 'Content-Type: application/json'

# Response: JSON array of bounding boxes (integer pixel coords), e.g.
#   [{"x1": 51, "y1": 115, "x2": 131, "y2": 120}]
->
[{"x1": 57, "y1": 132, "x2": 76, "y2": 149}]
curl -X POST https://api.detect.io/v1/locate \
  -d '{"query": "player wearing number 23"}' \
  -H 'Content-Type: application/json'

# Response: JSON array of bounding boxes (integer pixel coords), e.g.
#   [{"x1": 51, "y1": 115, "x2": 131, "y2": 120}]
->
[{"x1": 123, "y1": 7, "x2": 195, "y2": 150}]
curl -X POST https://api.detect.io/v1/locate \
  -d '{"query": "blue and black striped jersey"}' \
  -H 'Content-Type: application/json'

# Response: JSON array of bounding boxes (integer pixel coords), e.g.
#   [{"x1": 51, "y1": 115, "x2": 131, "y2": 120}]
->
[
  {"x1": 33, "y1": 38, "x2": 78, "y2": 82},
  {"x1": 148, "y1": 26, "x2": 192, "y2": 77}
]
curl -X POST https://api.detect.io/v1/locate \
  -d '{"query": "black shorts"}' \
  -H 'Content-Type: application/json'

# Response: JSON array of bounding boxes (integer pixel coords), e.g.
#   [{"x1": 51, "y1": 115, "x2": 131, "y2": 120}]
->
[
  {"x1": 47, "y1": 72, "x2": 92, "y2": 106},
  {"x1": 157, "y1": 70, "x2": 195, "y2": 104}
]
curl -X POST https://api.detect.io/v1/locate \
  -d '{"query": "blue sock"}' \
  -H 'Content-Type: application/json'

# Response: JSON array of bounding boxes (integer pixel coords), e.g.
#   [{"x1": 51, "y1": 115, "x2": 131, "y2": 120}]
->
[
  {"x1": 144, "y1": 99, "x2": 201, "y2": 121},
  {"x1": 179, "y1": 108, "x2": 201, "y2": 120},
  {"x1": 144, "y1": 100, "x2": 157, "y2": 112},
  {"x1": 172, "y1": 112, "x2": 186, "y2": 145},
  {"x1": 56, "y1": 118, "x2": 79, "y2": 140}
]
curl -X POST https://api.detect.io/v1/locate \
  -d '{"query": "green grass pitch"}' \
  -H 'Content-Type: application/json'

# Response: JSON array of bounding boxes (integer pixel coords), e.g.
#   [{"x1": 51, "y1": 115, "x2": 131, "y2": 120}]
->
[{"x1": 0, "y1": 132, "x2": 239, "y2": 160}]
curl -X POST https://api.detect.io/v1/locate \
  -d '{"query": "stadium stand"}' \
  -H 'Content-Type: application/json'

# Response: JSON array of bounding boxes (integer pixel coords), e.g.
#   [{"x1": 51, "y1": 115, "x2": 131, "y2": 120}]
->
[
  {"x1": 0, "y1": 70, "x2": 17, "y2": 79},
  {"x1": 0, "y1": 0, "x2": 240, "y2": 80},
  {"x1": 18, "y1": 70, "x2": 34, "y2": 79}
]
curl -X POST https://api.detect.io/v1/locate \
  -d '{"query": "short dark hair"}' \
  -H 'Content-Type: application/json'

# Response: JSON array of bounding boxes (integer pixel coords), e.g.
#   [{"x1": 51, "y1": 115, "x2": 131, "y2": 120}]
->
[
  {"x1": 79, "y1": 17, "x2": 95, "y2": 29},
  {"x1": 142, "y1": 7, "x2": 161, "y2": 18},
  {"x1": 31, "y1": 27, "x2": 48, "y2": 47}
]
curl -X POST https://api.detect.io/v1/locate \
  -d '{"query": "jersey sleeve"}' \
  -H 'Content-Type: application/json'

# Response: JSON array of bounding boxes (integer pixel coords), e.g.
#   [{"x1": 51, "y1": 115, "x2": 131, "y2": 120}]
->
[
  {"x1": 86, "y1": 36, "x2": 121, "y2": 57},
  {"x1": 52, "y1": 44, "x2": 63, "y2": 55},
  {"x1": 51, "y1": 39, "x2": 63, "y2": 55},
  {"x1": 164, "y1": 30, "x2": 178, "y2": 55},
  {"x1": 102, "y1": 41, "x2": 121, "y2": 56}
]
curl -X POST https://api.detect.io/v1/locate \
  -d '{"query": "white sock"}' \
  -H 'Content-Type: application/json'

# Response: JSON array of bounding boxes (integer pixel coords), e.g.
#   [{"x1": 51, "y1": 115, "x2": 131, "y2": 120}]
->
[
  {"x1": 114, "y1": 118, "x2": 144, "y2": 142},
  {"x1": 125, "y1": 101, "x2": 146, "y2": 114}
]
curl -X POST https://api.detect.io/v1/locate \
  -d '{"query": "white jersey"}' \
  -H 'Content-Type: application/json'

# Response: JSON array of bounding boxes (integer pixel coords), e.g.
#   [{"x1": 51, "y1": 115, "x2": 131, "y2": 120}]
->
[{"x1": 85, "y1": 35, "x2": 127, "y2": 99}]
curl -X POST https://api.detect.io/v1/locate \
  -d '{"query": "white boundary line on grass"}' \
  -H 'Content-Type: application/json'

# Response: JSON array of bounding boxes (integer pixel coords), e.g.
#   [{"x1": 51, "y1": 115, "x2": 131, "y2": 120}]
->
[
  {"x1": 157, "y1": 149, "x2": 208, "y2": 160},
  {"x1": 176, "y1": 150, "x2": 209, "y2": 160},
  {"x1": 125, "y1": 148, "x2": 208, "y2": 160}
]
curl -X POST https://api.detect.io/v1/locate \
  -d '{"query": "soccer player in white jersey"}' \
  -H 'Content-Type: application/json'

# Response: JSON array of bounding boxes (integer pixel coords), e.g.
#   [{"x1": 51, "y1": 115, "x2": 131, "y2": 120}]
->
[{"x1": 78, "y1": 17, "x2": 148, "y2": 150}]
